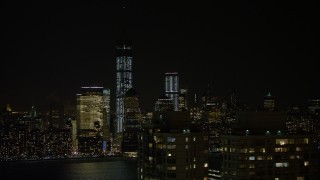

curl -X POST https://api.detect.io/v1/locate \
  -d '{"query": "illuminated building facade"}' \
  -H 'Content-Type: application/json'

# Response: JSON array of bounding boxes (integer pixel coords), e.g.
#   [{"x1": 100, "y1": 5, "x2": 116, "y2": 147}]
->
[
  {"x1": 138, "y1": 111, "x2": 208, "y2": 180},
  {"x1": 308, "y1": 98, "x2": 320, "y2": 114},
  {"x1": 76, "y1": 86, "x2": 110, "y2": 154},
  {"x1": 154, "y1": 95, "x2": 174, "y2": 112},
  {"x1": 122, "y1": 88, "x2": 142, "y2": 157},
  {"x1": 264, "y1": 92, "x2": 275, "y2": 111},
  {"x1": 179, "y1": 88, "x2": 188, "y2": 111},
  {"x1": 115, "y1": 40, "x2": 133, "y2": 133},
  {"x1": 221, "y1": 112, "x2": 319, "y2": 179},
  {"x1": 165, "y1": 72, "x2": 179, "y2": 111}
]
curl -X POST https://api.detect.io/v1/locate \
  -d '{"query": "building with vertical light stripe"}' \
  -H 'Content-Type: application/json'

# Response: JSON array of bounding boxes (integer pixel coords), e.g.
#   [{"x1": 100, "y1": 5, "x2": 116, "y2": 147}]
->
[
  {"x1": 165, "y1": 72, "x2": 179, "y2": 111},
  {"x1": 115, "y1": 40, "x2": 133, "y2": 133}
]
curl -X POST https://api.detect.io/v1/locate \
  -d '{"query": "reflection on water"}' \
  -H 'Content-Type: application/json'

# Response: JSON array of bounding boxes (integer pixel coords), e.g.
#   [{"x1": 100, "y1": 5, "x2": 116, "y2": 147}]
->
[{"x1": 1, "y1": 159, "x2": 137, "y2": 180}]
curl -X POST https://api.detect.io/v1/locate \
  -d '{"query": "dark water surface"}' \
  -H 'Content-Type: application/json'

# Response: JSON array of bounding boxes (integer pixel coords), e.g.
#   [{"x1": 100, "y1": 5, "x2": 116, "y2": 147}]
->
[{"x1": 0, "y1": 158, "x2": 137, "y2": 180}]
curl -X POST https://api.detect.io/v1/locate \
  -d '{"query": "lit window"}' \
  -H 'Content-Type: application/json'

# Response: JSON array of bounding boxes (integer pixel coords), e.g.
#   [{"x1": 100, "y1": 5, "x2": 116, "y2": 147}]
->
[
  {"x1": 193, "y1": 164, "x2": 196, "y2": 168},
  {"x1": 249, "y1": 164, "x2": 255, "y2": 168},
  {"x1": 185, "y1": 137, "x2": 189, "y2": 142},
  {"x1": 296, "y1": 147, "x2": 302, "y2": 151},
  {"x1": 303, "y1": 138, "x2": 309, "y2": 144},
  {"x1": 275, "y1": 178, "x2": 279, "y2": 180},
  {"x1": 167, "y1": 137, "x2": 176, "y2": 142},
  {"x1": 275, "y1": 162, "x2": 289, "y2": 167},
  {"x1": 259, "y1": 148, "x2": 266, "y2": 153},
  {"x1": 267, "y1": 156, "x2": 273, "y2": 160},
  {"x1": 193, "y1": 137, "x2": 196, "y2": 141},
  {"x1": 275, "y1": 147, "x2": 287, "y2": 152},
  {"x1": 204, "y1": 163, "x2": 208, "y2": 167},
  {"x1": 167, "y1": 145, "x2": 176, "y2": 149},
  {"x1": 276, "y1": 139, "x2": 288, "y2": 145},
  {"x1": 257, "y1": 156, "x2": 264, "y2": 160},
  {"x1": 149, "y1": 143, "x2": 153, "y2": 148},
  {"x1": 186, "y1": 145, "x2": 188, "y2": 149},
  {"x1": 167, "y1": 166, "x2": 176, "y2": 170},
  {"x1": 149, "y1": 156, "x2": 153, "y2": 161},
  {"x1": 249, "y1": 148, "x2": 255, "y2": 153},
  {"x1": 304, "y1": 161, "x2": 309, "y2": 166},
  {"x1": 289, "y1": 155, "x2": 295, "y2": 159},
  {"x1": 297, "y1": 177, "x2": 305, "y2": 180},
  {"x1": 249, "y1": 156, "x2": 255, "y2": 160},
  {"x1": 168, "y1": 153, "x2": 171, "y2": 157}
]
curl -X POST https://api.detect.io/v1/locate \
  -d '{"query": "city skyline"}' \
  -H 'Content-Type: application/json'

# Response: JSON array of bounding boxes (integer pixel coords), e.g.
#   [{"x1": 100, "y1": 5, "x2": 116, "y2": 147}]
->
[{"x1": 2, "y1": 1, "x2": 318, "y2": 112}]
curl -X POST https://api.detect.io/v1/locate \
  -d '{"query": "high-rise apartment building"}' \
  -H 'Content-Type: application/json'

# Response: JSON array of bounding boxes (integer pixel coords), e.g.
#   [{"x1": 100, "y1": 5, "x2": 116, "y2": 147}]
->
[
  {"x1": 76, "y1": 86, "x2": 110, "y2": 154},
  {"x1": 221, "y1": 112, "x2": 319, "y2": 179},
  {"x1": 138, "y1": 111, "x2": 209, "y2": 180},
  {"x1": 165, "y1": 72, "x2": 179, "y2": 111},
  {"x1": 115, "y1": 40, "x2": 133, "y2": 133}
]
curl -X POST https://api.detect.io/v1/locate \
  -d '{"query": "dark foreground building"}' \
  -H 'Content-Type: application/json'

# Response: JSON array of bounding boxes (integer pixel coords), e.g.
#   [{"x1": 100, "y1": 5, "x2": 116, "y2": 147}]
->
[
  {"x1": 138, "y1": 111, "x2": 208, "y2": 180},
  {"x1": 221, "y1": 112, "x2": 319, "y2": 180}
]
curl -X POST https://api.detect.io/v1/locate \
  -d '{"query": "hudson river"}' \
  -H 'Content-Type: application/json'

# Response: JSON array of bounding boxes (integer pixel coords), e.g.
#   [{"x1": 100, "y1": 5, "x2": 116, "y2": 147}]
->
[{"x1": 0, "y1": 158, "x2": 137, "y2": 180}]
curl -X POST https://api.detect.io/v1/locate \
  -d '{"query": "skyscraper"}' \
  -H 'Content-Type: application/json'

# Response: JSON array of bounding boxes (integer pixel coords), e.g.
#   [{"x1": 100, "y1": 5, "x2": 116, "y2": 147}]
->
[
  {"x1": 122, "y1": 88, "x2": 142, "y2": 157},
  {"x1": 264, "y1": 92, "x2": 275, "y2": 111},
  {"x1": 76, "y1": 86, "x2": 110, "y2": 154},
  {"x1": 115, "y1": 40, "x2": 133, "y2": 133},
  {"x1": 179, "y1": 88, "x2": 188, "y2": 111},
  {"x1": 165, "y1": 72, "x2": 179, "y2": 111}
]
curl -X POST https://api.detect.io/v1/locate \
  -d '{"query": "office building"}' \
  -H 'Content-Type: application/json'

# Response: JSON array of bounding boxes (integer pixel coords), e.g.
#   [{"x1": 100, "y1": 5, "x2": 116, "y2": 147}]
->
[
  {"x1": 115, "y1": 40, "x2": 133, "y2": 133},
  {"x1": 155, "y1": 95, "x2": 174, "y2": 112},
  {"x1": 76, "y1": 86, "x2": 110, "y2": 154},
  {"x1": 263, "y1": 92, "x2": 275, "y2": 111},
  {"x1": 122, "y1": 88, "x2": 142, "y2": 157},
  {"x1": 165, "y1": 72, "x2": 179, "y2": 111},
  {"x1": 138, "y1": 111, "x2": 208, "y2": 180},
  {"x1": 179, "y1": 88, "x2": 188, "y2": 111},
  {"x1": 307, "y1": 98, "x2": 320, "y2": 114},
  {"x1": 48, "y1": 104, "x2": 64, "y2": 129}
]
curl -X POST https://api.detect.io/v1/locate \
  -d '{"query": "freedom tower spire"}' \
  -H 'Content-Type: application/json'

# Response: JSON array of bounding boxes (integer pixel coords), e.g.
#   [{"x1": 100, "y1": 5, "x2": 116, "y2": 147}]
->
[{"x1": 115, "y1": 0, "x2": 133, "y2": 133}]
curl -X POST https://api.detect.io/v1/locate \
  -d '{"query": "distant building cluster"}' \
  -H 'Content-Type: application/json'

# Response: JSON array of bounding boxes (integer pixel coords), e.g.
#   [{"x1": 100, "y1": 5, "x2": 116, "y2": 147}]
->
[{"x1": 1, "y1": 40, "x2": 320, "y2": 179}]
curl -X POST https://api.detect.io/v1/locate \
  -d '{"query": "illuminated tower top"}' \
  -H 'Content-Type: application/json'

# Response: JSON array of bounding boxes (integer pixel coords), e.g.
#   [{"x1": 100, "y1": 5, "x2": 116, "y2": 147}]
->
[
  {"x1": 263, "y1": 92, "x2": 275, "y2": 111},
  {"x1": 165, "y1": 72, "x2": 179, "y2": 111}
]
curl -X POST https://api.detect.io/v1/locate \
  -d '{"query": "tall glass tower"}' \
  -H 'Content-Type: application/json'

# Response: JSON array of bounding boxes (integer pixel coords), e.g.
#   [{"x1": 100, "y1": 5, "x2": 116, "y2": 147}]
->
[
  {"x1": 115, "y1": 40, "x2": 133, "y2": 133},
  {"x1": 165, "y1": 72, "x2": 179, "y2": 111}
]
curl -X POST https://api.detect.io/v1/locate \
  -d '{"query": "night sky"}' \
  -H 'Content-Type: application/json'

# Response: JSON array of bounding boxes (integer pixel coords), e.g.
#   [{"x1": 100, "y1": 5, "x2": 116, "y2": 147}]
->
[{"x1": 2, "y1": 1, "x2": 319, "y2": 112}]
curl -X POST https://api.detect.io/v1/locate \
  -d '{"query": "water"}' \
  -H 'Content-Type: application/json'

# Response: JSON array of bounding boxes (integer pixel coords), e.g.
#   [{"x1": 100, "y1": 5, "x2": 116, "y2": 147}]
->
[{"x1": 0, "y1": 158, "x2": 137, "y2": 180}]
